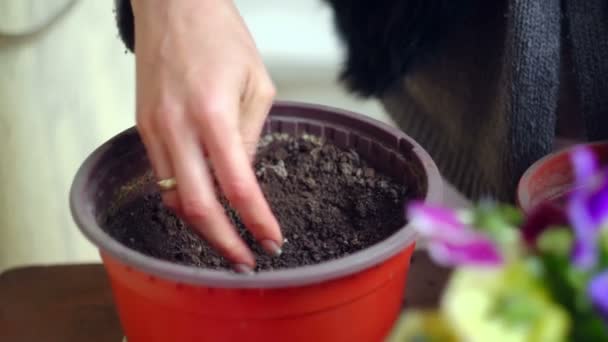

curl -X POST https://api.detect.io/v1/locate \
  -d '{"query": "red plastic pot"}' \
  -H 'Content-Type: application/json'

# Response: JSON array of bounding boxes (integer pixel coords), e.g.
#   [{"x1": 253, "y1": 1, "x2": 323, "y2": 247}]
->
[
  {"x1": 517, "y1": 141, "x2": 608, "y2": 213},
  {"x1": 70, "y1": 101, "x2": 442, "y2": 342}
]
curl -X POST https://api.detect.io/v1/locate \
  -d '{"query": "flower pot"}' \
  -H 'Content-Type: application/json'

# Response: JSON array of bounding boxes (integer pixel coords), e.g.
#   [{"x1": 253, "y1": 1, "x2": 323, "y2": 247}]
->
[
  {"x1": 70, "y1": 101, "x2": 442, "y2": 342},
  {"x1": 517, "y1": 141, "x2": 608, "y2": 212}
]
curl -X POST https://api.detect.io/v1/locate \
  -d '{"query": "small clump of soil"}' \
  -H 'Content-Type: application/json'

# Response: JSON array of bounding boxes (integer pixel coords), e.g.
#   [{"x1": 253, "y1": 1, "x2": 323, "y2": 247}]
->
[{"x1": 103, "y1": 133, "x2": 412, "y2": 271}]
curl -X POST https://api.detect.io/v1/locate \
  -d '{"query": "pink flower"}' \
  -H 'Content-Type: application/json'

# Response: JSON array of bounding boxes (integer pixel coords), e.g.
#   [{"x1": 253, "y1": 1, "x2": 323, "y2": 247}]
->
[{"x1": 407, "y1": 201, "x2": 503, "y2": 267}]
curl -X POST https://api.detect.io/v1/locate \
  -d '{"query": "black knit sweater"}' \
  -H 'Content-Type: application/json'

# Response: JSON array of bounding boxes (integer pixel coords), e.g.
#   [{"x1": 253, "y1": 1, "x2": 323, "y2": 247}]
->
[{"x1": 113, "y1": 0, "x2": 608, "y2": 202}]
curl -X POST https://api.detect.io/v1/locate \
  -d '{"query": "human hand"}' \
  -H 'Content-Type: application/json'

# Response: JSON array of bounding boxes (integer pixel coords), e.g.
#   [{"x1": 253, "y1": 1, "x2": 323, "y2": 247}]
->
[{"x1": 131, "y1": 0, "x2": 282, "y2": 273}]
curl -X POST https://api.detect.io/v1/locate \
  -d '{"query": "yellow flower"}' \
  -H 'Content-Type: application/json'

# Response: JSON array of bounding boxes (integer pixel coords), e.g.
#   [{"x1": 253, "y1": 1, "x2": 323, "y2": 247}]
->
[
  {"x1": 387, "y1": 310, "x2": 459, "y2": 342},
  {"x1": 442, "y1": 262, "x2": 570, "y2": 342}
]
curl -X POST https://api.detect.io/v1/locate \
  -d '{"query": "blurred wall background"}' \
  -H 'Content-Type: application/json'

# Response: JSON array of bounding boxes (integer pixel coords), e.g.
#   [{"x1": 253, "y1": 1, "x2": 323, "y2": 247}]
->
[{"x1": 0, "y1": 0, "x2": 389, "y2": 272}]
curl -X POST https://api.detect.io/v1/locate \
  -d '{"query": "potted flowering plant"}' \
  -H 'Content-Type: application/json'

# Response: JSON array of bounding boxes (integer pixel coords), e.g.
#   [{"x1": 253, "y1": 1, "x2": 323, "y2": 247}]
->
[{"x1": 390, "y1": 145, "x2": 608, "y2": 341}]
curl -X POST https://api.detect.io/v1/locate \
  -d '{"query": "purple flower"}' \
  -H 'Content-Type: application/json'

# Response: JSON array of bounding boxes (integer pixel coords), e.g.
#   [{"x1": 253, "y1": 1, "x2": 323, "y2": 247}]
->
[
  {"x1": 567, "y1": 147, "x2": 608, "y2": 269},
  {"x1": 571, "y1": 145, "x2": 600, "y2": 183},
  {"x1": 407, "y1": 201, "x2": 502, "y2": 267},
  {"x1": 588, "y1": 271, "x2": 608, "y2": 321},
  {"x1": 568, "y1": 193, "x2": 599, "y2": 269}
]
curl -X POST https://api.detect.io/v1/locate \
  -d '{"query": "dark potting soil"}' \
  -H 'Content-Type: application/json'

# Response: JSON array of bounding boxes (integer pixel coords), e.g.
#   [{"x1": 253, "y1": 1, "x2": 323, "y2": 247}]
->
[{"x1": 103, "y1": 133, "x2": 412, "y2": 272}]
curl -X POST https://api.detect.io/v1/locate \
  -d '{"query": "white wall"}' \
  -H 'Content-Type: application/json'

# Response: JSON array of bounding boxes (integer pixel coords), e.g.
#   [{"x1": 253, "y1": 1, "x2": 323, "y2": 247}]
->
[{"x1": 235, "y1": 0, "x2": 389, "y2": 121}]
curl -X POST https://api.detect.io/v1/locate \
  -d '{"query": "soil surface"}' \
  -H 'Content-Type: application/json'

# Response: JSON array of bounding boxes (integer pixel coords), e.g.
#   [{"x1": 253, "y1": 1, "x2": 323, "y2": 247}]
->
[{"x1": 103, "y1": 133, "x2": 412, "y2": 271}]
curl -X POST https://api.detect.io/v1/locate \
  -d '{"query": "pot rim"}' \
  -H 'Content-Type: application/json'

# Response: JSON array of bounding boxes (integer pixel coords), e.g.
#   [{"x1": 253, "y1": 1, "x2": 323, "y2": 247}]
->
[
  {"x1": 516, "y1": 141, "x2": 608, "y2": 212},
  {"x1": 70, "y1": 100, "x2": 442, "y2": 288}
]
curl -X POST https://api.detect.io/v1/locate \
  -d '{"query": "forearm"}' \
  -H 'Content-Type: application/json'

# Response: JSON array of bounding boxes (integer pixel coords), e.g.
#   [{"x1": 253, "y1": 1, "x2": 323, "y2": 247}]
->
[{"x1": 114, "y1": 0, "x2": 222, "y2": 53}]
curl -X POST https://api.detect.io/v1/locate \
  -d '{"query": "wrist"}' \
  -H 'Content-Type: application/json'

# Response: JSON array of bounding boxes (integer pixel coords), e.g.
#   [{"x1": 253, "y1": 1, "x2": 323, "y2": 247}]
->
[
  {"x1": 131, "y1": 0, "x2": 227, "y2": 15},
  {"x1": 130, "y1": 0, "x2": 165, "y2": 16}
]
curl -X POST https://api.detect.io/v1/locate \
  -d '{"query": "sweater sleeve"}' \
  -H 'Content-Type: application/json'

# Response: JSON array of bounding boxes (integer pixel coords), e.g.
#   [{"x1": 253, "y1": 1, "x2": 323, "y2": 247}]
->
[
  {"x1": 321, "y1": 0, "x2": 473, "y2": 97},
  {"x1": 114, "y1": 0, "x2": 135, "y2": 52}
]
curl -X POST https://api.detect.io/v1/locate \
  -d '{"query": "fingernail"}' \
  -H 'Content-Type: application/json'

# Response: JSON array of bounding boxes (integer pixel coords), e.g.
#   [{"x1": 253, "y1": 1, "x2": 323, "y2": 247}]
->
[
  {"x1": 233, "y1": 264, "x2": 255, "y2": 275},
  {"x1": 261, "y1": 239, "x2": 283, "y2": 256}
]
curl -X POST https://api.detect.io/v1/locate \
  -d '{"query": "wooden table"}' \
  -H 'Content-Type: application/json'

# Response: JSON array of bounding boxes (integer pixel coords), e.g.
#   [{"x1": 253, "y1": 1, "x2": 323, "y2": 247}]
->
[{"x1": 0, "y1": 251, "x2": 450, "y2": 342}]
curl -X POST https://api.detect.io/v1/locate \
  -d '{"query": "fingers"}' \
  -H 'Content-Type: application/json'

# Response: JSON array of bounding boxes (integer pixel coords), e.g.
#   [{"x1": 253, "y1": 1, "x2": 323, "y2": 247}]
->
[
  {"x1": 132, "y1": 0, "x2": 282, "y2": 272},
  {"x1": 240, "y1": 74, "x2": 276, "y2": 158},
  {"x1": 136, "y1": 114, "x2": 181, "y2": 213},
  {"x1": 162, "y1": 111, "x2": 256, "y2": 268},
  {"x1": 192, "y1": 95, "x2": 284, "y2": 256}
]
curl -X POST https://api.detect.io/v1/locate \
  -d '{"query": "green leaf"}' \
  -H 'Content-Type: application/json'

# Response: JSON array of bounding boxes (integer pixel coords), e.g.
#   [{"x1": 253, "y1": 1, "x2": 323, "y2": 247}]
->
[
  {"x1": 570, "y1": 309, "x2": 608, "y2": 341},
  {"x1": 538, "y1": 253, "x2": 577, "y2": 310},
  {"x1": 497, "y1": 205, "x2": 525, "y2": 226},
  {"x1": 599, "y1": 228, "x2": 608, "y2": 268},
  {"x1": 537, "y1": 228, "x2": 572, "y2": 258},
  {"x1": 536, "y1": 252, "x2": 608, "y2": 340}
]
